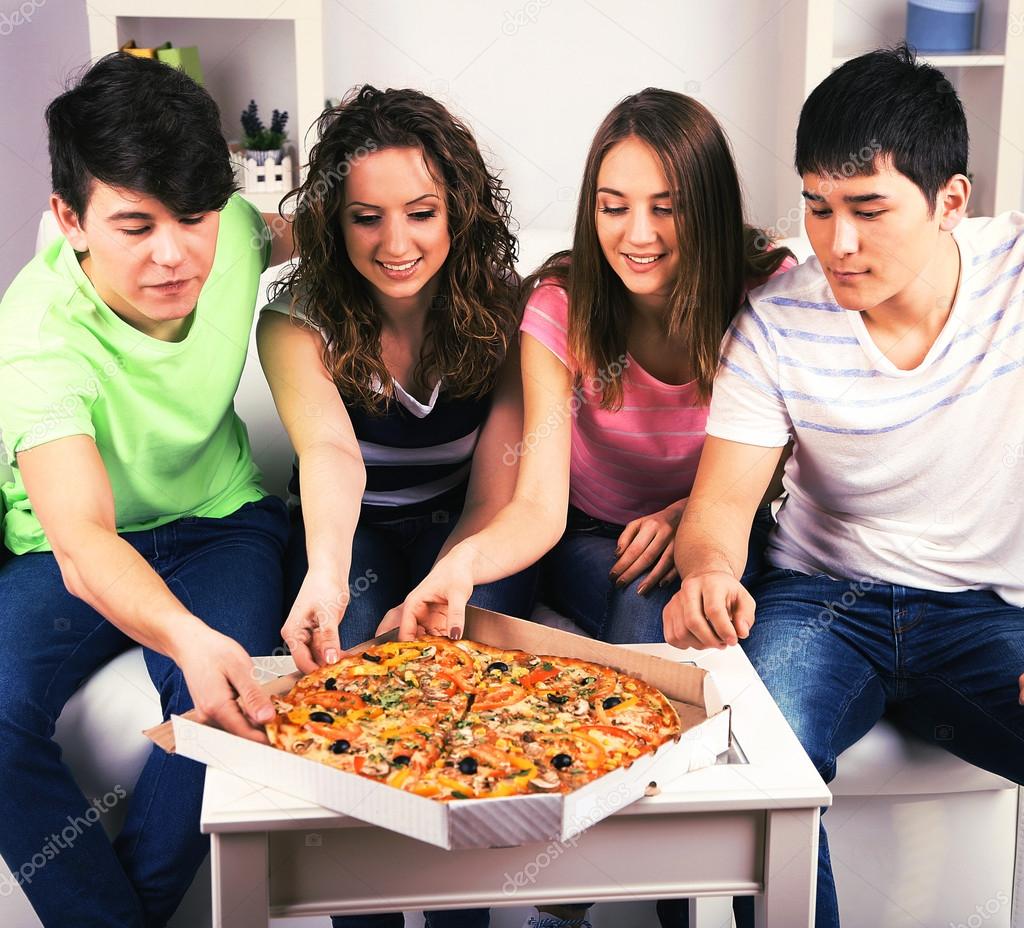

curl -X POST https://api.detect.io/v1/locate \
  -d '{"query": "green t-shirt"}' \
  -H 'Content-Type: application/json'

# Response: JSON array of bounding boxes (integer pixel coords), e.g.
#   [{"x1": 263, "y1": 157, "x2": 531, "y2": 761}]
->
[{"x1": 0, "y1": 194, "x2": 271, "y2": 554}]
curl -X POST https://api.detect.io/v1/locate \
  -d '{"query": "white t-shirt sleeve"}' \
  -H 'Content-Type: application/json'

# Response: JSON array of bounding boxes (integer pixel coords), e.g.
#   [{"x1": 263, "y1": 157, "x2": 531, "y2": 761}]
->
[{"x1": 706, "y1": 301, "x2": 792, "y2": 447}]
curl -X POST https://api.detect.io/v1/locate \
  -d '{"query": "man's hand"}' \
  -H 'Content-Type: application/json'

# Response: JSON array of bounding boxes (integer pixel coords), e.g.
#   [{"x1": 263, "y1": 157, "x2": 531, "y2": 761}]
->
[
  {"x1": 377, "y1": 545, "x2": 476, "y2": 642},
  {"x1": 281, "y1": 568, "x2": 347, "y2": 674},
  {"x1": 662, "y1": 570, "x2": 755, "y2": 650},
  {"x1": 609, "y1": 501, "x2": 685, "y2": 595},
  {"x1": 174, "y1": 628, "x2": 277, "y2": 743}
]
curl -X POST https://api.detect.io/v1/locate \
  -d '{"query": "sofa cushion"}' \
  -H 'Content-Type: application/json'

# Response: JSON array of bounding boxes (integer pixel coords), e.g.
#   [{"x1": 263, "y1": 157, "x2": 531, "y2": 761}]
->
[
  {"x1": 831, "y1": 715, "x2": 1016, "y2": 797},
  {"x1": 54, "y1": 648, "x2": 161, "y2": 820}
]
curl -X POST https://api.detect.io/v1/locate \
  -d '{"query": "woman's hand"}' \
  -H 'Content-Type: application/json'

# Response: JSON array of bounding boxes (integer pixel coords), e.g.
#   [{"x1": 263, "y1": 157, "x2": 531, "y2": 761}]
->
[
  {"x1": 377, "y1": 544, "x2": 477, "y2": 641},
  {"x1": 609, "y1": 500, "x2": 686, "y2": 595},
  {"x1": 280, "y1": 567, "x2": 348, "y2": 674}
]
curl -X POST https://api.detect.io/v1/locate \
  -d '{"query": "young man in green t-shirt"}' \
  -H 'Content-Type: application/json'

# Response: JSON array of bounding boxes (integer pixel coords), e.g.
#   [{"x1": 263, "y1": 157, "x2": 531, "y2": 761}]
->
[{"x1": 0, "y1": 53, "x2": 297, "y2": 926}]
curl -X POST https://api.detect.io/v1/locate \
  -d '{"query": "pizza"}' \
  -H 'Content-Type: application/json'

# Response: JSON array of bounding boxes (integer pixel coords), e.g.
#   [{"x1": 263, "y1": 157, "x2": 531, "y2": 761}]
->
[{"x1": 265, "y1": 637, "x2": 681, "y2": 800}]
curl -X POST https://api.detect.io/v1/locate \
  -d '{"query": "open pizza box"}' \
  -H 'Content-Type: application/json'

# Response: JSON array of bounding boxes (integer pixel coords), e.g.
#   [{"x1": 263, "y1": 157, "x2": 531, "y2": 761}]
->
[{"x1": 146, "y1": 608, "x2": 730, "y2": 850}]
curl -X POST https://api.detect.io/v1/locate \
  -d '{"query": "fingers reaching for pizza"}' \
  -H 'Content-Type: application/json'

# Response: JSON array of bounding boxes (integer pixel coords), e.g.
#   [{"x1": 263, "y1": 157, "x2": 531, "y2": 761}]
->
[
  {"x1": 175, "y1": 628, "x2": 273, "y2": 743},
  {"x1": 1018, "y1": 671, "x2": 1023, "y2": 706},
  {"x1": 662, "y1": 570, "x2": 755, "y2": 650},
  {"x1": 391, "y1": 546, "x2": 477, "y2": 641},
  {"x1": 281, "y1": 568, "x2": 347, "y2": 674}
]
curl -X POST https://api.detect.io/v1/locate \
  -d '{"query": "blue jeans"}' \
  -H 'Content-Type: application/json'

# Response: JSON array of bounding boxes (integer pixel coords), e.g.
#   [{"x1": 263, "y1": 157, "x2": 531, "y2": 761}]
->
[
  {"x1": 0, "y1": 496, "x2": 288, "y2": 927},
  {"x1": 288, "y1": 502, "x2": 536, "y2": 928},
  {"x1": 743, "y1": 567, "x2": 1024, "y2": 928},
  {"x1": 286, "y1": 502, "x2": 539, "y2": 650},
  {"x1": 541, "y1": 504, "x2": 775, "y2": 643},
  {"x1": 332, "y1": 912, "x2": 488, "y2": 928}
]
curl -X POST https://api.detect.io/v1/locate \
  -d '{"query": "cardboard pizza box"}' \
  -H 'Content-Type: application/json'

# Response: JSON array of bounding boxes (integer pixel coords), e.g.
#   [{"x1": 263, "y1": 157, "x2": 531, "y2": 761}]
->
[{"x1": 146, "y1": 608, "x2": 730, "y2": 850}]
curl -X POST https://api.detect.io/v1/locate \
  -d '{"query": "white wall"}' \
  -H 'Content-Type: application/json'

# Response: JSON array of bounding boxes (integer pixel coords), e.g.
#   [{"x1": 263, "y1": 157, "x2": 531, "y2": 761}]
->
[
  {"x1": 0, "y1": 0, "x2": 796, "y2": 290},
  {"x1": 0, "y1": 0, "x2": 89, "y2": 292},
  {"x1": 323, "y1": 0, "x2": 792, "y2": 256}
]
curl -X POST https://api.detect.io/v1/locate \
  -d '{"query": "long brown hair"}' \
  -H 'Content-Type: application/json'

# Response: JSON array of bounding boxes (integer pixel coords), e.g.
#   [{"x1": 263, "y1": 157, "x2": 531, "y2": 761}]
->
[
  {"x1": 523, "y1": 88, "x2": 789, "y2": 407},
  {"x1": 273, "y1": 85, "x2": 519, "y2": 411}
]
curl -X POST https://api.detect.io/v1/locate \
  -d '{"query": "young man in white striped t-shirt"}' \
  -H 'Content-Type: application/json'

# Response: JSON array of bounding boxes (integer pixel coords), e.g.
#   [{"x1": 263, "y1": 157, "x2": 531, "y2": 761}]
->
[{"x1": 665, "y1": 44, "x2": 1024, "y2": 927}]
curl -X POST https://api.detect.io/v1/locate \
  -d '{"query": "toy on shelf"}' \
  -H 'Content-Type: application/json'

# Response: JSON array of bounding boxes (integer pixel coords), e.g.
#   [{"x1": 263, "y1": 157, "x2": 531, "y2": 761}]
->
[{"x1": 120, "y1": 40, "x2": 204, "y2": 85}]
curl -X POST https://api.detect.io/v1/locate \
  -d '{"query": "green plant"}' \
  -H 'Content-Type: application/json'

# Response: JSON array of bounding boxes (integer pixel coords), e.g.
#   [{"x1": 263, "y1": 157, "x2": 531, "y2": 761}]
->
[{"x1": 240, "y1": 100, "x2": 289, "y2": 150}]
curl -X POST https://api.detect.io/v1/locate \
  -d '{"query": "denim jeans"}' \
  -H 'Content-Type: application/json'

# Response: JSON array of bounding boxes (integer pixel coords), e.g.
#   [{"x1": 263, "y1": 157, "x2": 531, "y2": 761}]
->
[
  {"x1": 0, "y1": 496, "x2": 288, "y2": 928},
  {"x1": 743, "y1": 567, "x2": 1024, "y2": 927},
  {"x1": 541, "y1": 503, "x2": 775, "y2": 644},
  {"x1": 288, "y1": 502, "x2": 536, "y2": 928},
  {"x1": 332, "y1": 911, "x2": 489, "y2": 928},
  {"x1": 286, "y1": 502, "x2": 539, "y2": 650}
]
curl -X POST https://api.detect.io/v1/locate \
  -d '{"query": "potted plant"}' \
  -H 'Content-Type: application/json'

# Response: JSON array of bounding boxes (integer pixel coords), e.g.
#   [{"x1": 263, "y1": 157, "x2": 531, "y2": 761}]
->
[{"x1": 240, "y1": 99, "x2": 289, "y2": 166}]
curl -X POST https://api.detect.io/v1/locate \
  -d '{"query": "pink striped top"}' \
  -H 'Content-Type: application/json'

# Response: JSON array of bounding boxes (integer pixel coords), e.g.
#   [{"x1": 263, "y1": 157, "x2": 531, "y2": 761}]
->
[{"x1": 520, "y1": 263, "x2": 792, "y2": 524}]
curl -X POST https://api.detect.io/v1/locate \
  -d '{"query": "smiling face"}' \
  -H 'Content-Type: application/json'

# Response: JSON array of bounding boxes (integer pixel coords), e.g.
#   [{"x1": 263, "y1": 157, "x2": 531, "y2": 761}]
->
[
  {"x1": 52, "y1": 181, "x2": 220, "y2": 341},
  {"x1": 595, "y1": 136, "x2": 680, "y2": 307},
  {"x1": 802, "y1": 159, "x2": 967, "y2": 314},
  {"x1": 341, "y1": 146, "x2": 450, "y2": 310}
]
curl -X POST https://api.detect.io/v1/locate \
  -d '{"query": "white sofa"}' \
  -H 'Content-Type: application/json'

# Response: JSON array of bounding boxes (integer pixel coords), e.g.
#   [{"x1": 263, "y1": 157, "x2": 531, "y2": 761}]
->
[{"x1": 0, "y1": 223, "x2": 1019, "y2": 928}]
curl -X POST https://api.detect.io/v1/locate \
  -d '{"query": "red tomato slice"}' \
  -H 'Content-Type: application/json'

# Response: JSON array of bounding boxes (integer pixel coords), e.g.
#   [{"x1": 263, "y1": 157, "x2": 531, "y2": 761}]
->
[
  {"x1": 473, "y1": 683, "x2": 526, "y2": 710},
  {"x1": 574, "y1": 723, "x2": 644, "y2": 746},
  {"x1": 523, "y1": 667, "x2": 559, "y2": 688},
  {"x1": 436, "y1": 642, "x2": 475, "y2": 671},
  {"x1": 437, "y1": 670, "x2": 474, "y2": 693}
]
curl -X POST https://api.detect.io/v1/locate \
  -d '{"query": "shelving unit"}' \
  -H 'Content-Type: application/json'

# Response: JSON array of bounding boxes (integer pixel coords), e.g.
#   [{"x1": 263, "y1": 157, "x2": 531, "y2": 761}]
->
[
  {"x1": 775, "y1": 0, "x2": 1024, "y2": 227},
  {"x1": 84, "y1": 0, "x2": 325, "y2": 212}
]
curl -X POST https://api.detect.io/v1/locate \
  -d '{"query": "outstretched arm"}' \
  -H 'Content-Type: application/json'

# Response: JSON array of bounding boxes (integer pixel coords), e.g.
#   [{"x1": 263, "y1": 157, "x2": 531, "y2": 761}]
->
[
  {"x1": 383, "y1": 332, "x2": 575, "y2": 639},
  {"x1": 257, "y1": 310, "x2": 365, "y2": 671},
  {"x1": 663, "y1": 436, "x2": 784, "y2": 649},
  {"x1": 19, "y1": 436, "x2": 275, "y2": 741}
]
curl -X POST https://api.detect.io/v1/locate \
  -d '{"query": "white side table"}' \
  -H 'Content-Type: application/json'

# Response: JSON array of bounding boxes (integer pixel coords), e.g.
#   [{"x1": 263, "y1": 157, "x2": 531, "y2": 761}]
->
[{"x1": 201, "y1": 644, "x2": 830, "y2": 927}]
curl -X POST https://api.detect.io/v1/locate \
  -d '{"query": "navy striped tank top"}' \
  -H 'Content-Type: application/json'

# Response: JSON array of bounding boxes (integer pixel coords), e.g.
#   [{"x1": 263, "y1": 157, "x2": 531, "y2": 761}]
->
[{"x1": 289, "y1": 378, "x2": 492, "y2": 522}]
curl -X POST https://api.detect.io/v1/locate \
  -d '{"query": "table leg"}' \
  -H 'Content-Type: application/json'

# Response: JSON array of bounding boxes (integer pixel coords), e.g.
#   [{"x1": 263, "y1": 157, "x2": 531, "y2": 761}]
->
[
  {"x1": 754, "y1": 808, "x2": 820, "y2": 928},
  {"x1": 211, "y1": 832, "x2": 270, "y2": 928},
  {"x1": 690, "y1": 895, "x2": 735, "y2": 927}
]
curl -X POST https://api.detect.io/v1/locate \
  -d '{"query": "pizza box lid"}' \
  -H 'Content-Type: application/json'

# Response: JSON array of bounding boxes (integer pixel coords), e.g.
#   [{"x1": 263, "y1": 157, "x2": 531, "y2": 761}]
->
[{"x1": 145, "y1": 608, "x2": 730, "y2": 850}]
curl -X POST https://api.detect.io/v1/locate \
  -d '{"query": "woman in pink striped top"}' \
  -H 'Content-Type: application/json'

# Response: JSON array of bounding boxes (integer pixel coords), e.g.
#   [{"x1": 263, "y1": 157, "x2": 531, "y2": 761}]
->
[{"x1": 383, "y1": 88, "x2": 792, "y2": 646}]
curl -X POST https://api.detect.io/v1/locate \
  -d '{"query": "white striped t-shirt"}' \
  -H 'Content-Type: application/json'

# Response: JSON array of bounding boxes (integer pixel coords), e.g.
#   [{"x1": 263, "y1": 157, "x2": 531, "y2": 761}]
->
[{"x1": 707, "y1": 212, "x2": 1024, "y2": 604}]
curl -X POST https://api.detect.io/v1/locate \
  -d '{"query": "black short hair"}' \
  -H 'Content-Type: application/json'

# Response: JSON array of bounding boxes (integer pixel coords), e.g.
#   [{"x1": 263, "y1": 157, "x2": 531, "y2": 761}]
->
[
  {"x1": 46, "y1": 51, "x2": 238, "y2": 220},
  {"x1": 795, "y1": 43, "x2": 968, "y2": 212}
]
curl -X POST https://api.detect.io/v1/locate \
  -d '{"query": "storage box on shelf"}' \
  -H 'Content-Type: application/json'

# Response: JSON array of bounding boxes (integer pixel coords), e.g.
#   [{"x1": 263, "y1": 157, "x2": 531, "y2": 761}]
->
[{"x1": 0, "y1": 221, "x2": 1019, "y2": 927}]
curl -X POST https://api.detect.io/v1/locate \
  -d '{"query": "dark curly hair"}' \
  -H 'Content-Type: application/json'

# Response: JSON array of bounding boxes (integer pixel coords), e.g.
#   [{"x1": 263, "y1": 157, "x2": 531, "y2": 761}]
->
[
  {"x1": 273, "y1": 85, "x2": 520, "y2": 411},
  {"x1": 46, "y1": 52, "x2": 237, "y2": 220}
]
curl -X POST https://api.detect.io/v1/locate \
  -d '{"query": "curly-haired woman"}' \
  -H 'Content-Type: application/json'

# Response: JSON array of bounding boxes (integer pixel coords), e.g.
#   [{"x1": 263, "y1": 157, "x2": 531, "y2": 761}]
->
[{"x1": 258, "y1": 86, "x2": 536, "y2": 715}]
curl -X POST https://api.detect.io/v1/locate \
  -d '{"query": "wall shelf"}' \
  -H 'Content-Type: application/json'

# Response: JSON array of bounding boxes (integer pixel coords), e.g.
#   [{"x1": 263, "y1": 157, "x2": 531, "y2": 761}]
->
[{"x1": 84, "y1": 1, "x2": 324, "y2": 190}]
